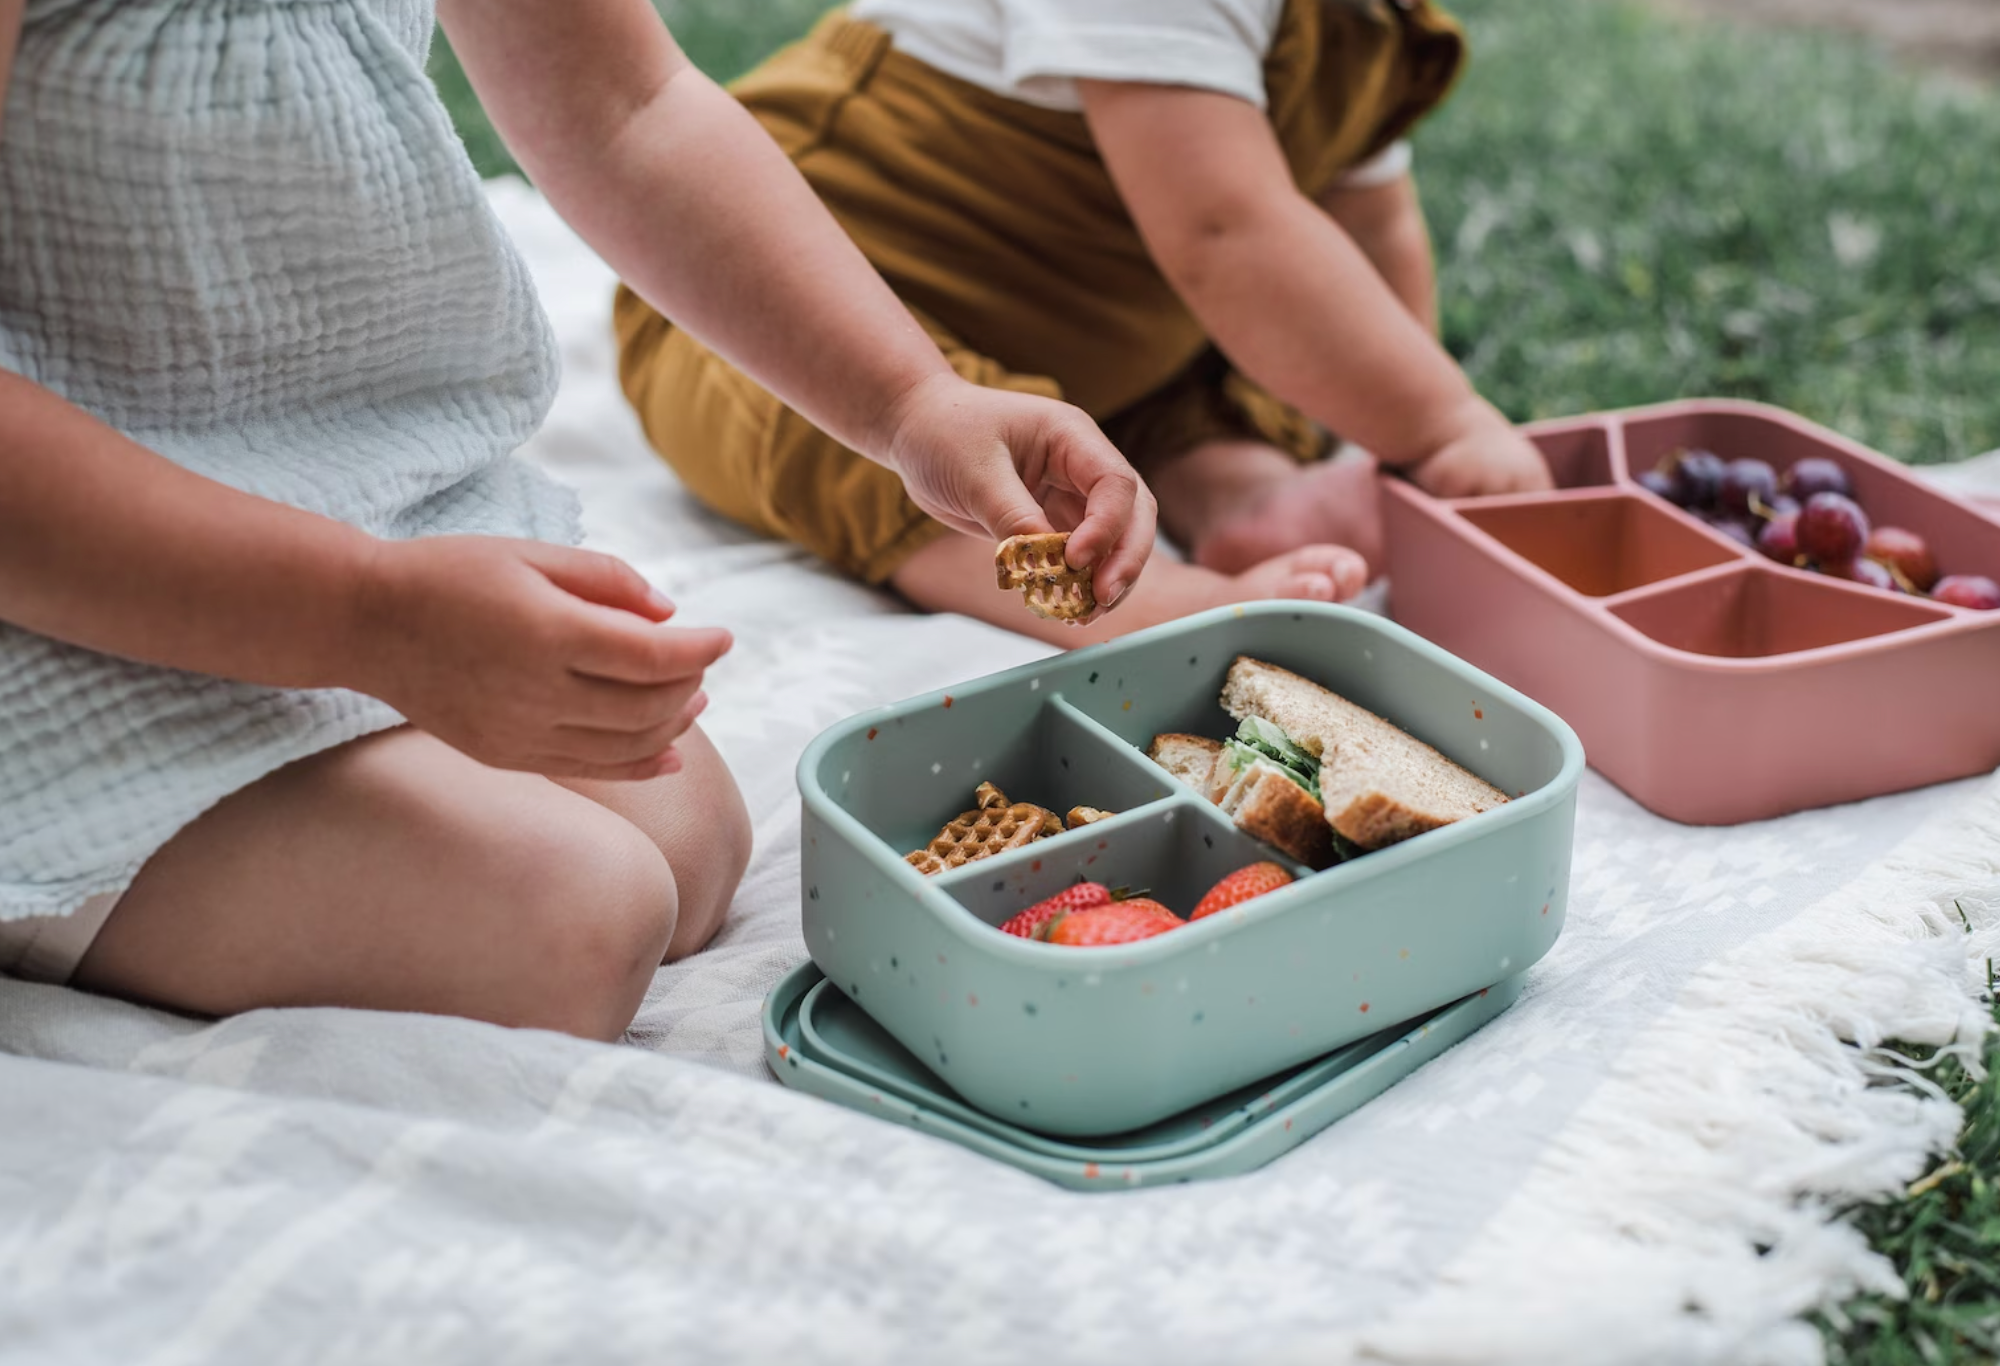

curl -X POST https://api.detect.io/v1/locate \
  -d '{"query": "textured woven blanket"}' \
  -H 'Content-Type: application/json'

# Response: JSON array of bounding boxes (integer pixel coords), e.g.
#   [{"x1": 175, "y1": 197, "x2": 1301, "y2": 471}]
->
[{"x1": 2, "y1": 183, "x2": 1997, "y2": 1366}]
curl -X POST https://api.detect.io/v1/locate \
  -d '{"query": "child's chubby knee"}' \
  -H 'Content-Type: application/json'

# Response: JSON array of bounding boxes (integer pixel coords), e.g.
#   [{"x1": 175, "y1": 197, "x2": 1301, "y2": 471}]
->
[
  {"x1": 486, "y1": 809, "x2": 679, "y2": 1039},
  {"x1": 660, "y1": 738, "x2": 753, "y2": 962}
]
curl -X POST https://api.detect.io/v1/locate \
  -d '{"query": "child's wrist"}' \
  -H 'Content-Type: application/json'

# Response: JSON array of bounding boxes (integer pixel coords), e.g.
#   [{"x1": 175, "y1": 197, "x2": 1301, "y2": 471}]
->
[
  {"x1": 1383, "y1": 396, "x2": 1508, "y2": 470},
  {"x1": 871, "y1": 368, "x2": 965, "y2": 475},
  {"x1": 325, "y1": 532, "x2": 402, "y2": 697}
]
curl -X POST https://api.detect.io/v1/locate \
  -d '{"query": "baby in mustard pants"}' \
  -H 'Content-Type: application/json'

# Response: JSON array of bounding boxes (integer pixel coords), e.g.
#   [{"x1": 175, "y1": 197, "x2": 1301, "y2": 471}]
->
[{"x1": 616, "y1": 0, "x2": 1554, "y2": 645}]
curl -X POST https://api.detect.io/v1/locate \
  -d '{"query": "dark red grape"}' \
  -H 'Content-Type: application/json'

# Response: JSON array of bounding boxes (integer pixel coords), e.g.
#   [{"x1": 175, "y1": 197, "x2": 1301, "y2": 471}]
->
[
  {"x1": 1864, "y1": 527, "x2": 1939, "y2": 593},
  {"x1": 1718, "y1": 459, "x2": 1778, "y2": 517},
  {"x1": 1782, "y1": 457, "x2": 1852, "y2": 502},
  {"x1": 1757, "y1": 511, "x2": 1800, "y2": 563},
  {"x1": 1669, "y1": 450, "x2": 1725, "y2": 509},
  {"x1": 1637, "y1": 469, "x2": 1676, "y2": 501},
  {"x1": 1762, "y1": 494, "x2": 1801, "y2": 520},
  {"x1": 1709, "y1": 518, "x2": 1756, "y2": 548},
  {"x1": 1796, "y1": 493, "x2": 1870, "y2": 565},
  {"x1": 1934, "y1": 575, "x2": 2000, "y2": 610},
  {"x1": 1827, "y1": 557, "x2": 1895, "y2": 591}
]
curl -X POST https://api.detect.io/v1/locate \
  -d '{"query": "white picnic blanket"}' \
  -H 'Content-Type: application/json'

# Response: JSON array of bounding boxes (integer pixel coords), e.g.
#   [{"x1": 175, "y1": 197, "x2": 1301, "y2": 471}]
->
[{"x1": 3, "y1": 182, "x2": 1998, "y2": 1366}]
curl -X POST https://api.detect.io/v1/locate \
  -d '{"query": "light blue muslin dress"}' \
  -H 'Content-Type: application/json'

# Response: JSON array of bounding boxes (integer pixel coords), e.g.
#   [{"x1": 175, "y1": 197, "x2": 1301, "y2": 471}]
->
[{"x1": 0, "y1": 0, "x2": 580, "y2": 921}]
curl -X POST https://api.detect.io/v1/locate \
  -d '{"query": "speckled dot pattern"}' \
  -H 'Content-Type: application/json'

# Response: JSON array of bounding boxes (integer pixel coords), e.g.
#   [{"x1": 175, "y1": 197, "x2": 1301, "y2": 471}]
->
[{"x1": 794, "y1": 602, "x2": 1585, "y2": 1136}]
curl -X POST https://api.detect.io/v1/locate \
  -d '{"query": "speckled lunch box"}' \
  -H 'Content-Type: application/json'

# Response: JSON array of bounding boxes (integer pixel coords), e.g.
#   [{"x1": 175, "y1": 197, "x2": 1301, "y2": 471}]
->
[{"x1": 792, "y1": 602, "x2": 1585, "y2": 1138}]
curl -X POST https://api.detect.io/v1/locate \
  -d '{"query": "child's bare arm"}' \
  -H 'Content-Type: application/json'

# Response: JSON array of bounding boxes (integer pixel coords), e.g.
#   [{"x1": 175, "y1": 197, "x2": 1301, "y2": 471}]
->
[
  {"x1": 438, "y1": 0, "x2": 1155, "y2": 609},
  {"x1": 1320, "y1": 175, "x2": 1439, "y2": 337},
  {"x1": 1079, "y1": 81, "x2": 1548, "y2": 498},
  {"x1": 0, "y1": 372, "x2": 726, "y2": 780}
]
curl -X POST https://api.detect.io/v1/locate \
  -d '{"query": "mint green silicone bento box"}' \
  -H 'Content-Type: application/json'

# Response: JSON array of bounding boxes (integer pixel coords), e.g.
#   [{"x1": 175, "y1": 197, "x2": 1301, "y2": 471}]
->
[{"x1": 790, "y1": 602, "x2": 1585, "y2": 1139}]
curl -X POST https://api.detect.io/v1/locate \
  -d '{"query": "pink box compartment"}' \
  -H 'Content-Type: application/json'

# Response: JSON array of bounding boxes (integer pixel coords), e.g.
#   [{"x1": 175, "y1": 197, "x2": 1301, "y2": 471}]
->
[{"x1": 1384, "y1": 399, "x2": 2000, "y2": 825}]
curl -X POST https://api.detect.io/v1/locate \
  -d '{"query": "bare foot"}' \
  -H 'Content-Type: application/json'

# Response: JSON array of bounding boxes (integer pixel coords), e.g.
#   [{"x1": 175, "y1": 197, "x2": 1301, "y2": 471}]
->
[
  {"x1": 891, "y1": 534, "x2": 1368, "y2": 648},
  {"x1": 1190, "y1": 451, "x2": 1385, "y2": 578},
  {"x1": 1227, "y1": 543, "x2": 1370, "y2": 605}
]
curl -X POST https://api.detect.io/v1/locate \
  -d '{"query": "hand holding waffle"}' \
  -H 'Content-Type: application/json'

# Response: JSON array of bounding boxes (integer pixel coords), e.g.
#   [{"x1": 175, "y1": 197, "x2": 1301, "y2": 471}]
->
[
  {"x1": 995, "y1": 532, "x2": 1097, "y2": 621},
  {"x1": 881, "y1": 374, "x2": 1154, "y2": 620}
]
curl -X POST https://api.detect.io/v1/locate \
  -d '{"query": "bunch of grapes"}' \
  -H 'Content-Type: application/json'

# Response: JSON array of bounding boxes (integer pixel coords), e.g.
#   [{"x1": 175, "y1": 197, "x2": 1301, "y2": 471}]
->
[{"x1": 1640, "y1": 450, "x2": 2000, "y2": 610}]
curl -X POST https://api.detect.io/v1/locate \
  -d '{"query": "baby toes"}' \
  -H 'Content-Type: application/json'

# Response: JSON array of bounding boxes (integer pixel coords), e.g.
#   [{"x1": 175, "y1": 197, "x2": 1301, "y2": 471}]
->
[{"x1": 1286, "y1": 545, "x2": 1369, "y2": 602}]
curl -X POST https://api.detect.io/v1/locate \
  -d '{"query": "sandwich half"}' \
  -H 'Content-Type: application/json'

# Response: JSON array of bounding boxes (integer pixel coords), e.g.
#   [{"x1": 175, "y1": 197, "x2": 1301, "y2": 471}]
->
[
  {"x1": 1220, "y1": 656, "x2": 1508, "y2": 850},
  {"x1": 1147, "y1": 733, "x2": 1222, "y2": 789},
  {"x1": 1146, "y1": 731, "x2": 1336, "y2": 870}
]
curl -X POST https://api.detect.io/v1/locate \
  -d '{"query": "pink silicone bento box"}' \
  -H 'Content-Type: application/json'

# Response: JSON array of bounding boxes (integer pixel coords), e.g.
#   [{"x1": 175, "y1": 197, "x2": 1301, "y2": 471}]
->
[{"x1": 1384, "y1": 399, "x2": 2000, "y2": 826}]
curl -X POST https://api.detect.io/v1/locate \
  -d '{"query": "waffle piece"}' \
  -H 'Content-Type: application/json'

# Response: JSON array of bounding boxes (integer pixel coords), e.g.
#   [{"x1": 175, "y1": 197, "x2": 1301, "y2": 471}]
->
[
  {"x1": 995, "y1": 533, "x2": 1097, "y2": 622},
  {"x1": 1065, "y1": 806, "x2": 1115, "y2": 829},
  {"x1": 906, "y1": 784, "x2": 1063, "y2": 876}
]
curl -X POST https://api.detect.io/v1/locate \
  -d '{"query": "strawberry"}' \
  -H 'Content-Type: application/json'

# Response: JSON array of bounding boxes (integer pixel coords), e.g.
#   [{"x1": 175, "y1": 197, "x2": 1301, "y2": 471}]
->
[
  {"x1": 999, "y1": 882, "x2": 1113, "y2": 940},
  {"x1": 1190, "y1": 862, "x2": 1294, "y2": 921},
  {"x1": 1046, "y1": 899, "x2": 1184, "y2": 947}
]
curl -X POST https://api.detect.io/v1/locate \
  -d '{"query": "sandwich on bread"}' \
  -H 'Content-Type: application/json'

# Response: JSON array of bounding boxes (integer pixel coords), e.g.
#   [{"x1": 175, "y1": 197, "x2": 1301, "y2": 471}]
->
[
  {"x1": 1147, "y1": 656, "x2": 1509, "y2": 866},
  {"x1": 1148, "y1": 731, "x2": 1335, "y2": 869}
]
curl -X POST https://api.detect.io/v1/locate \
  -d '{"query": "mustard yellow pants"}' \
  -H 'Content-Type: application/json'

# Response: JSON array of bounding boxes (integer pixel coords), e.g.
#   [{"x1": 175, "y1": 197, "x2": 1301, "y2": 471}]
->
[
  {"x1": 616, "y1": 300, "x2": 1326, "y2": 583},
  {"x1": 615, "y1": 3, "x2": 1461, "y2": 582}
]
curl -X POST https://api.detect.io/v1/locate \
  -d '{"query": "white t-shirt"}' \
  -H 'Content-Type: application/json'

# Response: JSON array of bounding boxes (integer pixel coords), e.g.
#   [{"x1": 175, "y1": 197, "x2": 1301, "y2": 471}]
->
[{"x1": 849, "y1": 0, "x2": 1412, "y2": 186}]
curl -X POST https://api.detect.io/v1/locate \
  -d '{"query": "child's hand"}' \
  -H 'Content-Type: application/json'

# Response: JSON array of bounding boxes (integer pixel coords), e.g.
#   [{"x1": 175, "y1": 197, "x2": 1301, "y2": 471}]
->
[
  {"x1": 1406, "y1": 411, "x2": 1556, "y2": 500},
  {"x1": 883, "y1": 375, "x2": 1157, "y2": 615},
  {"x1": 347, "y1": 536, "x2": 730, "y2": 781}
]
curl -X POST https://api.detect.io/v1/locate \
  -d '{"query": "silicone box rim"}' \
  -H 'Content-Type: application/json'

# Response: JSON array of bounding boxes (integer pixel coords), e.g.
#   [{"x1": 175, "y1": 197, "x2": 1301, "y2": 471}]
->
[
  {"x1": 794, "y1": 601, "x2": 1588, "y2": 963},
  {"x1": 1386, "y1": 395, "x2": 2000, "y2": 679},
  {"x1": 791, "y1": 976, "x2": 1407, "y2": 1161},
  {"x1": 1382, "y1": 394, "x2": 2000, "y2": 826},
  {"x1": 1390, "y1": 483, "x2": 1967, "y2": 677},
  {"x1": 763, "y1": 959, "x2": 1527, "y2": 1190}
]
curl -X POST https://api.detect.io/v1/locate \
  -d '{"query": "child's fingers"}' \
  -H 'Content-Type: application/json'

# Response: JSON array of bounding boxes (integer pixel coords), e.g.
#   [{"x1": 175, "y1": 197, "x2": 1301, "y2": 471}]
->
[
  {"x1": 1065, "y1": 461, "x2": 1155, "y2": 609},
  {"x1": 526, "y1": 543, "x2": 675, "y2": 621},
  {"x1": 1515, "y1": 458, "x2": 1557, "y2": 493},
  {"x1": 570, "y1": 621, "x2": 734, "y2": 685},
  {"x1": 550, "y1": 696, "x2": 707, "y2": 766},
  {"x1": 976, "y1": 466, "x2": 1056, "y2": 545},
  {"x1": 562, "y1": 674, "x2": 705, "y2": 731},
  {"x1": 1040, "y1": 489, "x2": 1089, "y2": 533}
]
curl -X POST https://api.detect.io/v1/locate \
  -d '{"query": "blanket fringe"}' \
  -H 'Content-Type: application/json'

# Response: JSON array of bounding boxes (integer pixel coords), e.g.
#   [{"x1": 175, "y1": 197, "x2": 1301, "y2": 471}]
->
[{"x1": 1344, "y1": 775, "x2": 2000, "y2": 1366}]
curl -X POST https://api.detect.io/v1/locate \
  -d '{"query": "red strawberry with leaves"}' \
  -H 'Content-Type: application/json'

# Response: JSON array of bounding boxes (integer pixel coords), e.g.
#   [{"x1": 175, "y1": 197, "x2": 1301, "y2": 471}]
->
[
  {"x1": 1046, "y1": 899, "x2": 1184, "y2": 947},
  {"x1": 999, "y1": 882, "x2": 1113, "y2": 940},
  {"x1": 1190, "y1": 862, "x2": 1294, "y2": 921}
]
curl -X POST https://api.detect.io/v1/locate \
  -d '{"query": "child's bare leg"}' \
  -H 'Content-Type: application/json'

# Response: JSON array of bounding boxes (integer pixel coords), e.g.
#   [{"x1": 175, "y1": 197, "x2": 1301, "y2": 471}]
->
[
  {"x1": 556, "y1": 724, "x2": 751, "y2": 962},
  {"x1": 1146, "y1": 438, "x2": 1385, "y2": 578},
  {"x1": 891, "y1": 531, "x2": 1367, "y2": 648},
  {"x1": 72, "y1": 726, "x2": 749, "y2": 1041}
]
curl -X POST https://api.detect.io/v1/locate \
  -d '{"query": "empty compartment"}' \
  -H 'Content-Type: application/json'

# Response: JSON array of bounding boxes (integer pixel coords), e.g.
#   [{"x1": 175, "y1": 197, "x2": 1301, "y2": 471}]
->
[
  {"x1": 942, "y1": 801, "x2": 1304, "y2": 930},
  {"x1": 1623, "y1": 403, "x2": 2000, "y2": 587},
  {"x1": 827, "y1": 694, "x2": 1180, "y2": 860},
  {"x1": 1610, "y1": 565, "x2": 1950, "y2": 659},
  {"x1": 1526, "y1": 418, "x2": 1619, "y2": 490},
  {"x1": 1459, "y1": 491, "x2": 1744, "y2": 598}
]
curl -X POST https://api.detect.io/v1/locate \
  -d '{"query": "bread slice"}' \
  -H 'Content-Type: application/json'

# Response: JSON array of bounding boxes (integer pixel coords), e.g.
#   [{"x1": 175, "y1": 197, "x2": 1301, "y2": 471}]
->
[
  {"x1": 1147, "y1": 733, "x2": 1224, "y2": 789},
  {"x1": 1220, "y1": 657, "x2": 1508, "y2": 851},
  {"x1": 1211, "y1": 758, "x2": 1335, "y2": 870},
  {"x1": 1148, "y1": 732, "x2": 1331, "y2": 867}
]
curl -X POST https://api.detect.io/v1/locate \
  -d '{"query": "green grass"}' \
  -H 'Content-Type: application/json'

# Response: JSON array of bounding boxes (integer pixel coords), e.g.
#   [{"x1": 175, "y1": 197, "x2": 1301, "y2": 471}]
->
[
  {"x1": 427, "y1": 12, "x2": 2000, "y2": 1353},
  {"x1": 1420, "y1": 0, "x2": 2000, "y2": 465},
  {"x1": 427, "y1": 0, "x2": 833, "y2": 179},
  {"x1": 1817, "y1": 932, "x2": 2000, "y2": 1365}
]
